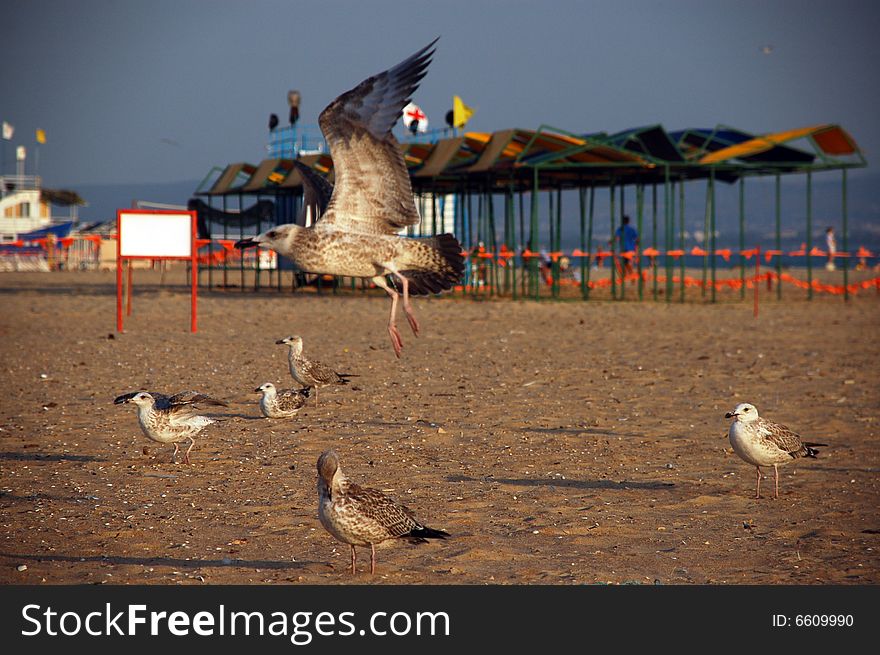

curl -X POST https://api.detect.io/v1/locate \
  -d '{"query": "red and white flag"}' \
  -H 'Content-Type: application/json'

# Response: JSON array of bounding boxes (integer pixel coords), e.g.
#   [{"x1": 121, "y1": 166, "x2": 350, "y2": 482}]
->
[{"x1": 402, "y1": 102, "x2": 428, "y2": 132}]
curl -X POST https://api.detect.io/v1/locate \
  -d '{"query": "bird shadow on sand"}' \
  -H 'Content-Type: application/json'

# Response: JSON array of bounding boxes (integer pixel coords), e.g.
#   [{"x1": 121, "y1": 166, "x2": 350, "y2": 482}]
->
[
  {"x1": 521, "y1": 426, "x2": 648, "y2": 439},
  {"x1": 0, "y1": 284, "x2": 190, "y2": 298},
  {"x1": 0, "y1": 551, "x2": 324, "y2": 571},
  {"x1": 0, "y1": 491, "x2": 98, "y2": 503},
  {"x1": 0, "y1": 451, "x2": 106, "y2": 463},
  {"x1": 446, "y1": 474, "x2": 675, "y2": 491},
  {"x1": 218, "y1": 412, "x2": 265, "y2": 421}
]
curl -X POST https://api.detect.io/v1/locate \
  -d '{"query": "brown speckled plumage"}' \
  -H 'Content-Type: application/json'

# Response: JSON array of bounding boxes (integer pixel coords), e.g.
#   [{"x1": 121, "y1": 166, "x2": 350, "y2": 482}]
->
[{"x1": 316, "y1": 450, "x2": 449, "y2": 574}]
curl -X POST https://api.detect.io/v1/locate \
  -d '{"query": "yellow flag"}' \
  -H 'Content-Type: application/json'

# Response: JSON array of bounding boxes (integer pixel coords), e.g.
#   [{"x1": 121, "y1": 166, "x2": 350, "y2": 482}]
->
[
  {"x1": 453, "y1": 95, "x2": 475, "y2": 128},
  {"x1": 36, "y1": 128, "x2": 46, "y2": 144}
]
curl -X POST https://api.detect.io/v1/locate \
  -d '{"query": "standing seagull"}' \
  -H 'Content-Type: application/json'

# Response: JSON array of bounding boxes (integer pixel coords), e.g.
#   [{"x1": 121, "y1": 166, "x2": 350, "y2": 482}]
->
[
  {"x1": 254, "y1": 382, "x2": 310, "y2": 418},
  {"x1": 725, "y1": 402, "x2": 827, "y2": 499},
  {"x1": 276, "y1": 335, "x2": 354, "y2": 404},
  {"x1": 236, "y1": 39, "x2": 465, "y2": 357},
  {"x1": 114, "y1": 390, "x2": 227, "y2": 463},
  {"x1": 316, "y1": 450, "x2": 449, "y2": 575}
]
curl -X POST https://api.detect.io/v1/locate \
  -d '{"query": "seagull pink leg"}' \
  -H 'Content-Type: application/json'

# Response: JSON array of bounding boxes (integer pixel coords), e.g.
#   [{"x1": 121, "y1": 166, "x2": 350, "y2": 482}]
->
[
  {"x1": 393, "y1": 272, "x2": 420, "y2": 337},
  {"x1": 172, "y1": 442, "x2": 180, "y2": 464},
  {"x1": 350, "y1": 545, "x2": 357, "y2": 575},
  {"x1": 370, "y1": 543, "x2": 376, "y2": 575},
  {"x1": 755, "y1": 466, "x2": 761, "y2": 499},
  {"x1": 774, "y1": 465, "x2": 779, "y2": 499},
  {"x1": 183, "y1": 437, "x2": 195, "y2": 465},
  {"x1": 373, "y1": 276, "x2": 403, "y2": 357}
]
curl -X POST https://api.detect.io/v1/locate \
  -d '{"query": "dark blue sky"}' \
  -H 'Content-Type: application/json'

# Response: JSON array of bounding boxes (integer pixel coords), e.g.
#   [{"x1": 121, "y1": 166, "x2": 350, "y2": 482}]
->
[{"x1": 3, "y1": 0, "x2": 879, "y2": 189}]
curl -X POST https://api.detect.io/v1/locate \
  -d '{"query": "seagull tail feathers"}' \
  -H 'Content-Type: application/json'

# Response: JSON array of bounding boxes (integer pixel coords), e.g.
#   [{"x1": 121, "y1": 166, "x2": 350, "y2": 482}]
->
[
  {"x1": 398, "y1": 233, "x2": 465, "y2": 296},
  {"x1": 407, "y1": 525, "x2": 451, "y2": 543}
]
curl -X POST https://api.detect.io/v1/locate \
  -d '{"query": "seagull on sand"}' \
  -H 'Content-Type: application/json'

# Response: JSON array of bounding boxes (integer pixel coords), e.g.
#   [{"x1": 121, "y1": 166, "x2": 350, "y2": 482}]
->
[
  {"x1": 254, "y1": 382, "x2": 310, "y2": 418},
  {"x1": 726, "y1": 402, "x2": 827, "y2": 499},
  {"x1": 114, "y1": 390, "x2": 227, "y2": 463},
  {"x1": 276, "y1": 335, "x2": 355, "y2": 404},
  {"x1": 235, "y1": 39, "x2": 465, "y2": 357},
  {"x1": 316, "y1": 450, "x2": 449, "y2": 575}
]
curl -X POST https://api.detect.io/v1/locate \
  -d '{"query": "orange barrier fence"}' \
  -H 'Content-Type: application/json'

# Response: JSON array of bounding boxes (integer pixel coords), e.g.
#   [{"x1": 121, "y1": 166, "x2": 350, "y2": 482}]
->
[
  {"x1": 473, "y1": 245, "x2": 876, "y2": 264},
  {"x1": 455, "y1": 273, "x2": 880, "y2": 296},
  {"x1": 6, "y1": 236, "x2": 877, "y2": 266}
]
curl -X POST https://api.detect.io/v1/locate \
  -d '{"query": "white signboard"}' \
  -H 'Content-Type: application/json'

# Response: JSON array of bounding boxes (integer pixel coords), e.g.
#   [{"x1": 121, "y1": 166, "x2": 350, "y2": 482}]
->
[{"x1": 119, "y1": 211, "x2": 193, "y2": 258}]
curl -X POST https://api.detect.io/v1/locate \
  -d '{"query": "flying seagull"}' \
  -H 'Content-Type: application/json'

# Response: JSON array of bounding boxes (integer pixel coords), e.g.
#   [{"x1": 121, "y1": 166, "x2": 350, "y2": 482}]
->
[
  {"x1": 725, "y1": 402, "x2": 827, "y2": 499},
  {"x1": 113, "y1": 390, "x2": 227, "y2": 463},
  {"x1": 316, "y1": 450, "x2": 449, "y2": 575},
  {"x1": 236, "y1": 39, "x2": 465, "y2": 357}
]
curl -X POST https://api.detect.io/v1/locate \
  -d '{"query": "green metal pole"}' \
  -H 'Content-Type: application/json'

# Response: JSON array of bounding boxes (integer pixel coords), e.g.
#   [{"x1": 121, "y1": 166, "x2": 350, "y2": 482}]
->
[
  {"x1": 775, "y1": 174, "x2": 782, "y2": 300},
  {"x1": 531, "y1": 168, "x2": 539, "y2": 300},
  {"x1": 487, "y1": 185, "x2": 499, "y2": 298},
  {"x1": 842, "y1": 168, "x2": 849, "y2": 302},
  {"x1": 710, "y1": 169, "x2": 717, "y2": 303},
  {"x1": 806, "y1": 170, "x2": 813, "y2": 300},
  {"x1": 519, "y1": 187, "x2": 526, "y2": 298},
  {"x1": 548, "y1": 188, "x2": 555, "y2": 298},
  {"x1": 679, "y1": 180, "x2": 685, "y2": 303},
  {"x1": 221, "y1": 195, "x2": 228, "y2": 290},
  {"x1": 610, "y1": 182, "x2": 617, "y2": 300},
  {"x1": 467, "y1": 190, "x2": 475, "y2": 294},
  {"x1": 739, "y1": 178, "x2": 745, "y2": 300},
  {"x1": 701, "y1": 178, "x2": 710, "y2": 298},
  {"x1": 652, "y1": 183, "x2": 658, "y2": 301},
  {"x1": 507, "y1": 183, "x2": 515, "y2": 299},
  {"x1": 239, "y1": 193, "x2": 245, "y2": 292},
  {"x1": 665, "y1": 167, "x2": 673, "y2": 302},
  {"x1": 637, "y1": 184, "x2": 644, "y2": 301},
  {"x1": 586, "y1": 184, "x2": 595, "y2": 301},
  {"x1": 477, "y1": 191, "x2": 485, "y2": 297},
  {"x1": 579, "y1": 184, "x2": 586, "y2": 299},
  {"x1": 619, "y1": 184, "x2": 626, "y2": 300},
  {"x1": 554, "y1": 186, "x2": 562, "y2": 299}
]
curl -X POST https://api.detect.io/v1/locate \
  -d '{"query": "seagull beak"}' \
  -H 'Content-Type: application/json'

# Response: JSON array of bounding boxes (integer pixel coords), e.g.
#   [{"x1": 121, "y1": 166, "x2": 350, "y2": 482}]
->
[
  {"x1": 725, "y1": 411, "x2": 736, "y2": 418},
  {"x1": 234, "y1": 237, "x2": 259, "y2": 249},
  {"x1": 275, "y1": 339, "x2": 287, "y2": 345},
  {"x1": 253, "y1": 387, "x2": 262, "y2": 393}
]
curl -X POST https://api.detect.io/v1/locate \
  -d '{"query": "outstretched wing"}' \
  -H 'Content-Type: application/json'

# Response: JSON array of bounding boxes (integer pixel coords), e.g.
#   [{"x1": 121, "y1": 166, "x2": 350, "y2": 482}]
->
[
  {"x1": 316, "y1": 39, "x2": 438, "y2": 236},
  {"x1": 293, "y1": 159, "x2": 334, "y2": 225}
]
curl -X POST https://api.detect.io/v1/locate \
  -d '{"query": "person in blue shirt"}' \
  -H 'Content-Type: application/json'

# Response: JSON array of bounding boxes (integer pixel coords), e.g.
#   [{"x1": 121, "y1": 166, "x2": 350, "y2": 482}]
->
[{"x1": 612, "y1": 214, "x2": 639, "y2": 276}]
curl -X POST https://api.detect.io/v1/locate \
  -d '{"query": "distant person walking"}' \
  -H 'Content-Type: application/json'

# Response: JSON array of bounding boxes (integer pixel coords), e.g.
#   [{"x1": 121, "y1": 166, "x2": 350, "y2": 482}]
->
[
  {"x1": 825, "y1": 226, "x2": 837, "y2": 271},
  {"x1": 611, "y1": 215, "x2": 639, "y2": 276}
]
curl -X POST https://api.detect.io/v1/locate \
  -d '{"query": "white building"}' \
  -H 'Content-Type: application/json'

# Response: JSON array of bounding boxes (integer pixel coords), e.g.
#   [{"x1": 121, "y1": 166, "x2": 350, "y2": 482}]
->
[{"x1": 0, "y1": 175, "x2": 79, "y2": 241}]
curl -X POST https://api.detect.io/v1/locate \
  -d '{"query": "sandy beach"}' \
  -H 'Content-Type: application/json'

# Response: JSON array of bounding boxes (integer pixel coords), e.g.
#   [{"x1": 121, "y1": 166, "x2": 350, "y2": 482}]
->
[{"x1": 0, "y1": 269, "x2": 878, "y2": 585}]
